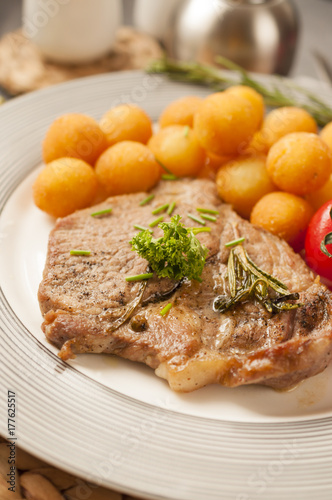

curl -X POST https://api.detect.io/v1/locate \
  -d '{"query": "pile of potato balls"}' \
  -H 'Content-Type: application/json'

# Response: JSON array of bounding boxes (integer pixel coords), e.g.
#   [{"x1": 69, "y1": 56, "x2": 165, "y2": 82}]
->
[{"x1": 33, "y1": 85, "x2": 332, "y2": 251}]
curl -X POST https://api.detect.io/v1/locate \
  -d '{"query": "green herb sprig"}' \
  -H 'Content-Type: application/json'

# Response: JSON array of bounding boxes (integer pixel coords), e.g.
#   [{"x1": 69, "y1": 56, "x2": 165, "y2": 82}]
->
[
  {"x1": 91, "y1": 208, "x2": 112, "y2": 217},
  {"x1": 126, "y1": 273, "x2": 154, "y2": 282},
  {"x1": 139, "y1": 194, "x2": 155, "y2": 206},
  {"x1": 147, "y1": 56, "x2": 332, "y2": 127},
  {"x1": 130, "y1": 215, "x2": 208, "y2": 282},
  {"x1": 167, "y1": 201, "x2": 176, "y2": 215},
  {"x1": 160, "y1": 303, "x2": 173, "y2": 316},
  {"x1": 213, "y1": 243, "x2": 303, "y2": 314},
  {"x1": 70, "y1": 249, "x2": 91, "y2": 256},
  {"x1": 320, "y1": 207, "x2": 332, "y2": 258}
]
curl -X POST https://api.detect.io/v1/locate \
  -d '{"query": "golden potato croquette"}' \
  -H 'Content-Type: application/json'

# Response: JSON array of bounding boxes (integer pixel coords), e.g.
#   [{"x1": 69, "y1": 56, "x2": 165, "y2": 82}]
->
[
  {"x1": 193, "y1": 92, "x2": 260, "y2": 157},
  {"x1": 320, "y1": 121, "x2": 332, "y2": 152},
  {"x1": 33, "y1": 158, "x2": 98, "y2": 218},
  {"x1": 95, "y1": 141, "x2": 160, "y2": 196},
  {"x1": 240, "y1": 130, "x2": 268, "y2": 157},
  {"x1": 159, "y1": 96, "x2": 203, "y2": 128},
  {"x1": 205, "y1": 151, "x2": 234, "y2": 171},
  {"x1": 266, "y1": 132, "x2": 332, "y2": 196},
  {"x1": 250, "y1": 192, "x2": 313, "y2": 249},
  {"x1": 148, "y1": 125, "x2": 205, "y2": 177},
  {"x1": 216, "y1": 156, "x2": 275, "y2": 219},
  {"x1": 306, "y1": 173, "x2": 332, "y2": 211},
  {"x1": 225, "y1": 85, "x2": 265, "y2": 129},
  {"x1": 43, "y1": 113, "x2": 108, "y2": 166},
  {"x1": 100, "y1": 104, "x2": 153, "y2": 147},
  {"x1": 256, "y1": 107, "x2": 318, "y2": 153}
]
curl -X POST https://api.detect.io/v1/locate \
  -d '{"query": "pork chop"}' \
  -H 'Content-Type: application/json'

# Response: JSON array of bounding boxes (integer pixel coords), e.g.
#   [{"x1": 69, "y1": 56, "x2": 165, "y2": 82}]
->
[{"x1": 39, "y1": 179, "x2": 332, "y2": 392}]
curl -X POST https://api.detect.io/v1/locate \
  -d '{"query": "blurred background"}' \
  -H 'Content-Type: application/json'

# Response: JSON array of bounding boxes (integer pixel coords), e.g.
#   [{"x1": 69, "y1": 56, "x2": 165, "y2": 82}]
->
[{"x1": 0, "y1": 0, "x2": 331, "y2": 98}]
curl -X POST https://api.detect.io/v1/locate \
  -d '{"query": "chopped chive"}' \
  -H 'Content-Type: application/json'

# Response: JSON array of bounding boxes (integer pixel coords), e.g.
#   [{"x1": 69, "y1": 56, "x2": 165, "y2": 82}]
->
[
  {"x1": 126, "y1": 273, "x2": 154, "y2": 282},
  {"x1": 196, "y1": 207, "x2": 219, "y2": 215},
  {"x1": 160, "y1": 303, "x2": 173, "y2": 316},
  {"x1": 151, "y1": 203, "x2": 169, "y2": 215},
  {"x1": 167, "y1": 201, "x2": 176, "y2": 216},
  {"x1": 70, "y1": 249, "x2": 91, "y2": 256},
  {"x1": 201, "y1": 214, "x2": 217, "y2": 222},
  {"x1": 133, "y1": 224, "x2": 152, "y2": 232},
  {"x1": 139, "y1": 194, "x2": 155, "y2": 206},
  {"x1": 149, "y1": 216, "x2": 164, "y2": 227},
  {"x1": 91, "y1": 208, "x2": 112, "y2": 217},
  {"x1": 183, "y1": 125, "x2": 190, "y2": 137},
  {"x1": 155, "y1": 158, "x2": 174, "y2": 175},
  {"x1": 190, "y1": 227, "x2": 211, "y2": 235},
  {"x1": 187, "y1": 213, "x2": 205, "y2": 225},
  {"x1": 162, "y1": 174, "x2": 178, "y2": 180},
  {"x1": 225, "y1": 237, "x2": 245, "y2": 248}
]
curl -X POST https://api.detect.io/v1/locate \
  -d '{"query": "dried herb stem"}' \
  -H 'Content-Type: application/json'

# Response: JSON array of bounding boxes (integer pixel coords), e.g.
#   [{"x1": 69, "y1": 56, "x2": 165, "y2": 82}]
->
[{"x1": 214, "y1": 244, "x2": 302, "y2": 314}]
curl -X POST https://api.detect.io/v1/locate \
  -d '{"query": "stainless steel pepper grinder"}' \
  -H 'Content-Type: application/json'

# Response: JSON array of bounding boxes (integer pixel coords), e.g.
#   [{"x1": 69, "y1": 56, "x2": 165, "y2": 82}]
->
[{"x1": 165, "y1": 0, "x2": 299, "y2": 75}]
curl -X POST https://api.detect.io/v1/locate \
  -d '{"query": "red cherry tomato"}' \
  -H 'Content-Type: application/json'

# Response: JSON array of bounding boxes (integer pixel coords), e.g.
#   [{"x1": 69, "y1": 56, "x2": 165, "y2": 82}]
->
[{"x1": 305, "y1": 200, "x2": 332, "y2": 282}]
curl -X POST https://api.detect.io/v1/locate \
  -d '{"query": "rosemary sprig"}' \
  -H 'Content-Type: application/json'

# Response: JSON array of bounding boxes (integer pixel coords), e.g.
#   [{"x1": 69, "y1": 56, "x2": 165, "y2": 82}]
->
[
  {"x1": 147, "y1": 56, "x2": 332, "y2": 127},
  {"x1": 101, "y1": 278, "x2": 149, "y2": 331},
  {"x1": 213, "y1": 243, "x2": 303, "y2": 314}
]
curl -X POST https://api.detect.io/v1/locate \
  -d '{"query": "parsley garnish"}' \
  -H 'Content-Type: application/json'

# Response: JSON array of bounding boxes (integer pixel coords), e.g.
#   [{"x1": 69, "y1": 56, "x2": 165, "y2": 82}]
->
[{"x1": 129, "y1": 215, "x2": 208, "y2": 281}]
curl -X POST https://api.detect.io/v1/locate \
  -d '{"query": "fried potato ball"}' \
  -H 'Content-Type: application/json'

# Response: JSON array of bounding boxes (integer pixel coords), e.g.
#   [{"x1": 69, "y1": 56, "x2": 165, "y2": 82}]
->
[
  {"x1": 224, "y1": 85, "x2": 265, "y2": 129},
  {"x1": 42, "y1": 113, "x2": 108, "y2": 166},
  {"x1": 306, "y1": 173, "x2": 332, "y2": 211},
  {"x1": 302, "y1": 122, "x2": 332, "y2": 210},
  {"x1": 216, "y1": 156, "x2": 275, "y2": 219},
  {"x1": 205, "y1": 151, "x2": 234, "y2": 171},
  {"x1": 33, "y1": 158, "x2": 98, "y2": 218},
  {"x1": 320, "y1": 121, "x2": 332, "y2": 151},
  {"x1": 95, "y1": 141, "x2": 160, "y2": 196},
  {"x1": 197, "y1": 163, "x2": 216, "y2": 181},
  {"x1": 148, "y1": 125, "x2": 205, "y2": 177},
  {"x1": 250, "y1": 192, "x2": 313, "y2": 250},
  {"x1": 240, "y1": 130, "x2": 268, "y2": 157},
  {"x1": 99, "y1": 104, "x2": 153, "y2": 147},
  {"x1": 255, "y1": 107, "x2": 318, "y2": 153},
  {"x1": 159, "y1": 96, "x2": 203, "y2": 128},
  {"x1": 193, "y1": 92, "x2": 259, "y2": 157},
  {"x1": 266, "y1": 132, "x2": 332, "y2": 196}
]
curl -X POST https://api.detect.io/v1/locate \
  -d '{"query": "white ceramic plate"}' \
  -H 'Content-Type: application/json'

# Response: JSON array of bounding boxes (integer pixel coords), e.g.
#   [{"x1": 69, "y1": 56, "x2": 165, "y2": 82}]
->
[{"x1": 1, "y1": 71, "x2": 332, "y2": 500}]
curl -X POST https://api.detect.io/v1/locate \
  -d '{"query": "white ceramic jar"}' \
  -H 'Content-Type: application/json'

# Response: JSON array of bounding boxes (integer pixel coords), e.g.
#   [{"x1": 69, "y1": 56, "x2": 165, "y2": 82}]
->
[{"x1": 23, "y1": 0, "x2": 123, "y2": 64}]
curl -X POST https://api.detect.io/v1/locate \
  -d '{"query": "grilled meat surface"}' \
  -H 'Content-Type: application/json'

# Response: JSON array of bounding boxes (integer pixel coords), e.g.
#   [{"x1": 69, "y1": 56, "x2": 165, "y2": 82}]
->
[{"x1": 39, "y1": 179, "x2": 332, "y2": 392}]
